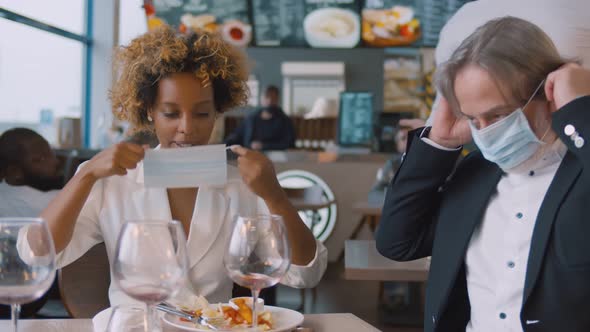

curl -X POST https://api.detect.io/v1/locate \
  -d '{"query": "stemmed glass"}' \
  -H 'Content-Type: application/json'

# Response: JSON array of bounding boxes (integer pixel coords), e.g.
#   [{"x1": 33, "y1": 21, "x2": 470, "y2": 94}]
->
[
  {"x1": 224, "y1": 215, "x2": 291, "y2": 328},
  {"x1": 113, "y1": 220, "x2": 188, "y2": 332},
  {"x1": 0, "y1": 218, "x2": 56, "y2": 332},
  {"x1": 106, "y1": 305, "x2": 148, "y2": 332}
]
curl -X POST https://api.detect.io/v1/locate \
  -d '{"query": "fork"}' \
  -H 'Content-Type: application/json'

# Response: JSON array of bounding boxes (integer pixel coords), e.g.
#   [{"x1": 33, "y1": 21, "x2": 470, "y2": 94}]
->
[{"x1": 155, "y1": 302, "x2": 225, "y2": 330}]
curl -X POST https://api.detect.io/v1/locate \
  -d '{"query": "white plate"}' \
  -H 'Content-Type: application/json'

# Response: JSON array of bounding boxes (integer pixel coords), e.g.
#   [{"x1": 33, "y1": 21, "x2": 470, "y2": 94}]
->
[{"x1": 162, "y1": 305, "x2": 304, "y2": 332}]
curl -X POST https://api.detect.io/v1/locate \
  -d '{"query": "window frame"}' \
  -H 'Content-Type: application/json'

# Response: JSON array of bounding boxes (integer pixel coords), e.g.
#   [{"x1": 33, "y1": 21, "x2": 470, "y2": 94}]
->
[{"x1": 0, "y1": 2, "x2": 93, "y2": 146}]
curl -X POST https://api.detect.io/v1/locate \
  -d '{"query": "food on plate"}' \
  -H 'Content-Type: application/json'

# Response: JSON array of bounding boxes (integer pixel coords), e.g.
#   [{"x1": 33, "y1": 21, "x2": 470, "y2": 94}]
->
[
  {"x1": 179, "y1": 14, "x2": 252, "y2": 47},
  {"x1": 180, "y1": 14, "x2": 218, "y2": 34},
  {"x1": 362, "y1": 5, "x2": 420, "y2": 47},
  {"x1": 174, "y1": 295, "x2": 273, "y2": 330},
  {"x1": 142, "y1": 7, "x2": 252, "y2": 47},
  {"x1": 303, "y1": 8, "x2": 360, "y2": 48},
  {"x1": 313, "y1": 14, "x2": 354, "y2": 38}
]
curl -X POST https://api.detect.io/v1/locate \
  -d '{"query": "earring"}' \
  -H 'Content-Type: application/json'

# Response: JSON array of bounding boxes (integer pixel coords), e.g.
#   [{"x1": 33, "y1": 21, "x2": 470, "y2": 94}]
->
[{"x1": 147, "y1": 115, "x2": 153, "y2": 122}]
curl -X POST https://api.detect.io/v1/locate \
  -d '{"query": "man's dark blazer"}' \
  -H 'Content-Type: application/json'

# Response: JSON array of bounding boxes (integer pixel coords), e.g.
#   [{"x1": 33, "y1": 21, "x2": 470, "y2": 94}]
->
[{"x1": 376, "y1": 96, "x2": 590, "y2": 332}]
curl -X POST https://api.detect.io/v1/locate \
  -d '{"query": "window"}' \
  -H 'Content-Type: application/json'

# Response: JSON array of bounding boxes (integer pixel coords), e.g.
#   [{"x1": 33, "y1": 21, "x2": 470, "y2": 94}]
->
[
  {"x1": 118, "y1": 0, "x2": 147, "y2": 46},
  {"x1": 0, "y1": 2, "x2": 88, "y2": 146},
  {"x1": 0, "y1": 1, "x2": 85, "y2": 34}
]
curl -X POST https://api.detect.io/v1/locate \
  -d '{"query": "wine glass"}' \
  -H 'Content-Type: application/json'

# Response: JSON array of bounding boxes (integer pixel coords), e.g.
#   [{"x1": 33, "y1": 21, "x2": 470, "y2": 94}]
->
[
  {"x1": 113, "y1": 220, "x2": 188, "y2": 332},
  {"x1": 106, "y1": 305, "x2": 147, "y2": 332},
  {"x1": 0, "y1": 218, "x2": 56, "y2": 332},
  {"x1": 224, "y1": 215, "x2": 291, "y2": 328}
]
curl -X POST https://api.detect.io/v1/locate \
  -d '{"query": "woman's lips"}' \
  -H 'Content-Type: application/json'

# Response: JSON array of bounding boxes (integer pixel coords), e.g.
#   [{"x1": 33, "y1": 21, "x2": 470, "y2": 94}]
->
[{"x1": 171, "y1": 142, "x2": 196, "y2": 148}]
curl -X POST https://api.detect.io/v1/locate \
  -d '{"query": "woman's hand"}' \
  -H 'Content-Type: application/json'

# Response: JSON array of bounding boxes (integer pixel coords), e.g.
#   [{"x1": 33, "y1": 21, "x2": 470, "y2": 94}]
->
[
  {"x1": 230, "y1": 145, "x2": 285, "y2": 204},
  {"x1": 231, "y1": 145, "x2": 317, "y2": 266},
  {"x1": 84, "y1": 142, "x2": 146, "y2": 180},
  {"x1": 429, "y1": 97, "x2": 472, "y2": 148},
  {"x1": 545, "y1": 63, "x2": 590, "y2": 110}
]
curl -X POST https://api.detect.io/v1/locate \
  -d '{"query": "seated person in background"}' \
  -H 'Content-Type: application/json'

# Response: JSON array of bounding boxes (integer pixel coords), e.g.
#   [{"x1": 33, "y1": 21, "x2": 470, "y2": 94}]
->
[
  {"x1": 32, "y1": 27, "x2": 326, "y2": 313},
  {"x1": 225, "y1": 85, "x2": 295, "y2": 151},
  {"x1": 370, "y1": 118, "x2": 425, "y2": 195},
  {"x1": 0, "y1": 127, "x2": 62, "y2": 318},
  {"x1": 0, "y1": 128, "x2": 62, "y2": 217},
  {"x1": 377, "y1": 17, "x2": 590, "y2": 331}
]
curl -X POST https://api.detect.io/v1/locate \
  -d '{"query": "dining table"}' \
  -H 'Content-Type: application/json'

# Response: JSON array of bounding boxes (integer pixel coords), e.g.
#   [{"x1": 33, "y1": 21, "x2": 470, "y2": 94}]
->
[
  {"x1": 0, "y1": 313, "x2": 381, "y2": 332},
  {"x1": 344, "y1": 240, "x2": 430, "y2": 282}
]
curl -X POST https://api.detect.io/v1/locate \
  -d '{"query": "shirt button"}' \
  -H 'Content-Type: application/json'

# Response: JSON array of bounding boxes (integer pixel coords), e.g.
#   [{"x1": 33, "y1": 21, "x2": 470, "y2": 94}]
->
[
  {"x1": 500, "y1": 312, "x2": 507, "y2": 319},
  {"x1": 508, "y1": 261, "x2": 515, "y2": 268},
  {"x1": 529, "y1": 170, "x2": 535, "y2": 176},
  {"x1": 516, "y1": 212, "x2": 523, "y2": 219},
  {"x1": 565, "y1": 124, "x2": 576, "y2": 136}
]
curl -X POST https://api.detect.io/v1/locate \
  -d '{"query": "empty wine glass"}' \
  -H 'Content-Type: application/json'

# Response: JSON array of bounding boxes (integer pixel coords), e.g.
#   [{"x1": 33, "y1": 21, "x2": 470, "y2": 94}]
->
[
  {"x1": 0, "y1": 218, "x2": 56, "y2": 332},
  {"x1": 113, "y1": 220, "x2": 188, "y2": 332},
  {"x1": 106, "y1": 305, "x2": 147, "y2": 332},
  {"x1": 224, "y1": 215, "x2": 291, "y2": 328}
]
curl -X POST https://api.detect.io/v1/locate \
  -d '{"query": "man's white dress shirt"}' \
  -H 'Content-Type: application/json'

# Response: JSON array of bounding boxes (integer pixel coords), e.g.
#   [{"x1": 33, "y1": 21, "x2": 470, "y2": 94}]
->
[{"x1": 465, "y1": 139, "x2": 567, "y2": 332}]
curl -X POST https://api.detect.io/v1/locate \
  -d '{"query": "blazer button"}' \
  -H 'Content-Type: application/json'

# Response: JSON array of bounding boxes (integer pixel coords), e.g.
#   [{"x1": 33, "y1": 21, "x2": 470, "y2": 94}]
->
[
  {"x1": 565, "y1": 124, "x2": 576, "y2": 136},
  {"x1": 575, "y1": 136, "x2": 585, "y2": 148}
]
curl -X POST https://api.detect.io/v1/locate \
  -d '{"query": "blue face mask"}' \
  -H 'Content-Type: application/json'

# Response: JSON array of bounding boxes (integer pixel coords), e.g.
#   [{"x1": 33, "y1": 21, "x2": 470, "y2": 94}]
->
[
  {"x1": 469, "y1": 80, "x2": 546, "y2": 170},
  {"x1": 469, "y1": 109, "x2": 543, "y2": 170}
]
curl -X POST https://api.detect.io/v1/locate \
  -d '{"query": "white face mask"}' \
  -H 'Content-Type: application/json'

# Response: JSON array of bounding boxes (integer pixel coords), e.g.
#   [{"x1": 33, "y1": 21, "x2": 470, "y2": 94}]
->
[
  {"x1": 143, "y1": 144, "x2": 227, "y2": 188},
  {"x1": 469, "y1": 79, "x2": 547, "y2": 170}
]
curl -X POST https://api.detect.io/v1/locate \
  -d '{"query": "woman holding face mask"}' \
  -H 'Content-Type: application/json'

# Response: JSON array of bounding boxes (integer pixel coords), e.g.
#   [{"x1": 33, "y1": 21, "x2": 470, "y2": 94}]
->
[
  {"x1": 376, "y1": 17, "x2": 590, "y2": 332},
  {"x1": 33, "y1": 26, "x2": 327, "y2": 309}
]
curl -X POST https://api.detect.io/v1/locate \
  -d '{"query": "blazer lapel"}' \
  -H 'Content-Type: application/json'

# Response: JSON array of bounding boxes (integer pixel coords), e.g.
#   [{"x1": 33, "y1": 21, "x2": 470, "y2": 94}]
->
[
  {"x1": 523, "y1": 151, "x2": 582, "y2": 304},
  {"x1": 186, "y1": 187, "x2": 228, "y2": 268}
]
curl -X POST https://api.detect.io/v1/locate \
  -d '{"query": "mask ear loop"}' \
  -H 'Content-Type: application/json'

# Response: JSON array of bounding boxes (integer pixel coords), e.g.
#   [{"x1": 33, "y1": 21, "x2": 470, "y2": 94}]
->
[
  {"x1": 522, "y1": 78, "x2": 546, "y2": 111},
  {"x1": 523, "y1": 79, "x2": 551, "y2": 142}
]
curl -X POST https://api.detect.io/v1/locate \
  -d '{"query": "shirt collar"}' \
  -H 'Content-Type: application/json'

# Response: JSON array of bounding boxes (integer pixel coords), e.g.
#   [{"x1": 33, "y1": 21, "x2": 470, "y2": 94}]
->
[{"x1": 508, "y1": 138, "x2": 566, "y2": 174}]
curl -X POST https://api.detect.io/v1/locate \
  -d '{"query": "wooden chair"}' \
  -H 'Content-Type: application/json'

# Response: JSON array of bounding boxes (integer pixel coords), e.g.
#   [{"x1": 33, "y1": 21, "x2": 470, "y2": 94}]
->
[{"x1": 58, "y1": 243, "x2": 110, "y2": 318}]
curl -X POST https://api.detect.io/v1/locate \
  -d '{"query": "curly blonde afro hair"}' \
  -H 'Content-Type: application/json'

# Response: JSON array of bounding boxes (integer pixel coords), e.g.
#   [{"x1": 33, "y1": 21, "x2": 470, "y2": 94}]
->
[{"x1": 110, "y1": 25, "x2": 249, "y2": 133}]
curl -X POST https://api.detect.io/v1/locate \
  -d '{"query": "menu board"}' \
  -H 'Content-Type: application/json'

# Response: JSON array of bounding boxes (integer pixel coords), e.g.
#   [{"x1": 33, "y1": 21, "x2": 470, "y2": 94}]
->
[
  {"x1": 145, "y1": 0, "x2": 253, "y2": 47},
  {"x1": 338, "y1": 92, "x2": 374, "y2": 146},
  {"x1": 362, "y1": 0, "x2": 421, "y2": 47},
  {"x1": 251, "y1": 0, "x2": 362, "y2": 48}
]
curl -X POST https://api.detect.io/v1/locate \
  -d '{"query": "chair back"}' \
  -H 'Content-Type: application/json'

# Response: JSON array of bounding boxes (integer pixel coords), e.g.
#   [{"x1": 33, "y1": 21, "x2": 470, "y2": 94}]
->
[{"x1": 58, "y1": 243, "x2": 110, "y2": 318}]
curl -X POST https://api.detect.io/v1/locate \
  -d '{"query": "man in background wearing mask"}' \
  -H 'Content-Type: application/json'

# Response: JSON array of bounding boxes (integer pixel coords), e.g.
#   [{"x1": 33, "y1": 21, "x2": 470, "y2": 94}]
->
[
  {"x1": 0, "y1": 128, "x2": 62, "y2": 217},
  {"x1": 377, "y1": 17, "x2": 590, "y2": 332},
  {"x1": 225, "y1": 85, "x2": 296, "y2": 151}
]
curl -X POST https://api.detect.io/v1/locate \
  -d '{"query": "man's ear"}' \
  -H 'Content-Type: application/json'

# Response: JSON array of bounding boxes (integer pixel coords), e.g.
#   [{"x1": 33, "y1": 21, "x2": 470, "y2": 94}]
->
[{"x1": 4, "y1": 165, "x2": 25, "y2": 186}]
